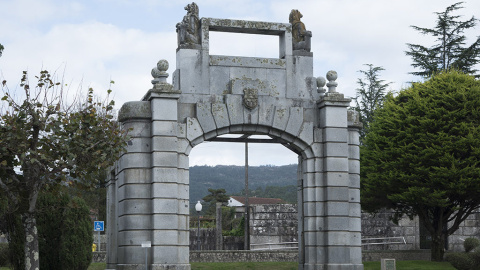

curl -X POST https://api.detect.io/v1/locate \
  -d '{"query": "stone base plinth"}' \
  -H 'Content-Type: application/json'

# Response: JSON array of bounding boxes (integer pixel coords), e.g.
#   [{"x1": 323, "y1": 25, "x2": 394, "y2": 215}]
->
[{"x1": 116, "y1": 264, "x2": 191, "y2": 270}]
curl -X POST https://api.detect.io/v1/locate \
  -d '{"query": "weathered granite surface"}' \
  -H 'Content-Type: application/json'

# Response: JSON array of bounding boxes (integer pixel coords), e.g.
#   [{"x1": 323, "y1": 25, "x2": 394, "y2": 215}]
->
[{"x1": 108, "y1": 4, "x2": 363, "y2": 270}]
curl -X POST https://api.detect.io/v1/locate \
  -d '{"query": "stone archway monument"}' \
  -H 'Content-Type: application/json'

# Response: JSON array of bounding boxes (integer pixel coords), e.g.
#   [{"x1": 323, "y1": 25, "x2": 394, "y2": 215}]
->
[{"x1": 107, "y1": 3, "x2": 363, "y2": 270}]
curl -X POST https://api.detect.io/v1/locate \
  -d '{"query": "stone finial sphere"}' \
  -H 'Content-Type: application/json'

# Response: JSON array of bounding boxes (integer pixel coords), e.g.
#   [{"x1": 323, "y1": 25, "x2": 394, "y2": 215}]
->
[
  {"x1": 157, "y1": 59, "x2": 169, "y2": 72},
  {"x1": 316, "y1": 76, "x2": 326, "y2": 88},
  {"x1": 326, "y1": 70, "x2": 337, "y2": 81},
  {"x1": 151, "y1": 68, "x2": 161, "y2": 78}
]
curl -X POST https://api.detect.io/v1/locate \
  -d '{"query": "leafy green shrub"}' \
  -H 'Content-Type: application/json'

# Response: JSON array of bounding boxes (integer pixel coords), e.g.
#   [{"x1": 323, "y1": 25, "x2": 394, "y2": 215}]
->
[
  {"x1": 37, "y1": 192, "x2": 93, "y2": 270},
  {"x1": 464, "y1": 238, "x2": 480, "y2": 253},
  {"x1": 223, "y1": 216, "x2": 244, "y2": 237},
  {"x1": 37, "y1": 192, "x2": 69, "y2": 270},
  {"x1": 470, "y1": 249, "x2": 480, "y2": 270},
  {"x1": 60, "y1": 197, "x2": 93, "y2": 270},
  {"x1": 0, "y1": 242, "x2": 9, "y2": 267},
  {"x1": 445, "y1": 252, "x2": 474, "y2": 270},
  {"x1": 5, "y1": 213, "x2": 25, "y2": 270}
]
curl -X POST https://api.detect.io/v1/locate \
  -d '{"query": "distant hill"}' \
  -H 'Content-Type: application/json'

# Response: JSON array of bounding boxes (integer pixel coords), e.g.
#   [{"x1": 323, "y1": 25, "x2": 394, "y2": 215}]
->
[{"x1": 189, "y1": 164, "x2": 297, "y2": 207}]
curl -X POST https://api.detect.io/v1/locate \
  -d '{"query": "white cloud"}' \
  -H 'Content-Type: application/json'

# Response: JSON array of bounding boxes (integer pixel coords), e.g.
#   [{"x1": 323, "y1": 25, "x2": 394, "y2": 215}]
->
[
  {"x1": 190, "y1": 141, "x2": 298, "y2": 166},
  {"x1": 2, "y1": 0, "x2": 480, "y2": 166},
  {"x1": 1, "y1": 20, "x2": 177, "y2": 106}
]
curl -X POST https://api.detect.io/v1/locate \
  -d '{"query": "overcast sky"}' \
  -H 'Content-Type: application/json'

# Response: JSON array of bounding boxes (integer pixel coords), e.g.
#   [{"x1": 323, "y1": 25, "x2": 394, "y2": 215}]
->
[{"x1": 1, "y1": 0, "x2": 479, "y2": 166}]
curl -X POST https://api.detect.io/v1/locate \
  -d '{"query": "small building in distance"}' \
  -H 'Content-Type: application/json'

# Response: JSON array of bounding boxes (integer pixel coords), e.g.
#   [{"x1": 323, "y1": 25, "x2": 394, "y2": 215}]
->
[
  {"x1": 228, "y1": 196, "x2": 297, "y2": 249},
  {"x1": 227, "y1": 195, "x2": 287, "y2": 219},
  {"x1": 228, "y1": 196, "x2": 285, "y2": 206}
]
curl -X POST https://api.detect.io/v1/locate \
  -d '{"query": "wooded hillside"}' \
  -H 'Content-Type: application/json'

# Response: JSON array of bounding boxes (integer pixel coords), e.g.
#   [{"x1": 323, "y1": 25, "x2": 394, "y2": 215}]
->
[{"x1": 189, "y1": 164, "x2": 297, "y2": 207}]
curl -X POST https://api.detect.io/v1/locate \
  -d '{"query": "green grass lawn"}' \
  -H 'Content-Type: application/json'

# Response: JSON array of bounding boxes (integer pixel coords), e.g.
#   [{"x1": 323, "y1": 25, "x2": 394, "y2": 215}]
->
[
  {"x1": 191, "y1": 262, "x2": 297, "y2": 270},
  {"x1": 192, "y1": 261, "x2": 456, "y2": 270},
  {"x1": 1, "y1": 260, "x2": 456, "y2": 270},
  {"x1": 364, "y1": 260, "x2": 455, "y2": 270}
]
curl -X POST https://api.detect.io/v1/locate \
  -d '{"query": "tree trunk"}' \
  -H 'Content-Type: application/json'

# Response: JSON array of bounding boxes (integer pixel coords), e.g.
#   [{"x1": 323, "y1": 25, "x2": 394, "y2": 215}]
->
[
  {"x1": 23, "y1": 212, "x2": 40, "y2": 270},
  {"x1": 430, "y1": 232, "x2": 445, "y2": 261}
]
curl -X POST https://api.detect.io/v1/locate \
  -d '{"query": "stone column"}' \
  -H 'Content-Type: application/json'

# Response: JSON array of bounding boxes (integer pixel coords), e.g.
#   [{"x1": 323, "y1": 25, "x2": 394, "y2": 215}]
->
[
  {"x1": 348, "y1": 110, "x2": 363, "y2": 268},
  {"x1": 106, "y1": 170, "x2": 117, "y2": 270},
  {"x1": 301, "y1": 146, "x2": 324, "y2": 270},
  {"x1": 315, "y1": 71, "x2": 363, "y2": 269},
  {"x1": 297, "y1": 157, "x2": 304, "y2": 267},
  {"x1": 116, "y1": 101, "x2": 153, "y2": 268},
  {"x1": 146, "y1": 60, "x2": 190, "y2": 270}
]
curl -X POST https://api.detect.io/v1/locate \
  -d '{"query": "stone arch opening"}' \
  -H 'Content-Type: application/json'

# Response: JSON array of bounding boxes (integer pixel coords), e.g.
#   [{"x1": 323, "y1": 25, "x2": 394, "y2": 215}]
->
[
  {"x1": 186, "y1": 123, "x2": 314, "y2": 263},
  {"x1": 186, "y1": 125, "x2": 309, "y2": 157},
  {"x1": 187, "y1": 130, "x2": 301, "y2": 251},
  {"x1": 107, "y1": 6, "x2": 363, "y2": 270}
]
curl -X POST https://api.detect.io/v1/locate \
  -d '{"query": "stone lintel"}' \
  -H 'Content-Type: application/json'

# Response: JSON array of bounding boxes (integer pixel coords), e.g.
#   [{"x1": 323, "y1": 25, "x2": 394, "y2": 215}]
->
[
  {"x1": 210, "y1": 55, "x2": 286, "y2": 69},
  {"x1": 118, "y1": 101, "x2": 152, "y2": 122},
  {"x1": 203, "y1": 17, "x2": 289, "y2": 35}
]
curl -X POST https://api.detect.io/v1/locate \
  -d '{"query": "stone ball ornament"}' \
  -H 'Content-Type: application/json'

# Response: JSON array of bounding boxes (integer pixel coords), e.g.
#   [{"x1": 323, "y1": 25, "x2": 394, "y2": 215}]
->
[
  {"x1": 157, "y1": 59, "x2": 169, "y2": 73},
  {"x1": 316, "y1": 76, "x2": 326, "y2": 88},
  {"x1": 326, "y1": 70, "x2": 337, "y2": 82},
  {"x1": 151, "y1": 67, "x2": 162, "y2": 79},
  {"x1": 151, "y1": 59, "x2": 169, "y2": 82}
]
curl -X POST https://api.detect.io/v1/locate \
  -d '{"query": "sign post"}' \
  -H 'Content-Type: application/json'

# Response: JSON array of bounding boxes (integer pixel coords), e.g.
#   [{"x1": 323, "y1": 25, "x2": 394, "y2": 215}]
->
[
  {"x1": 141, "y1": 241, "x2": 151, "y2": 270},
  {"x1": 94, "y1": 221, "x2": 104, "y2": 251}
]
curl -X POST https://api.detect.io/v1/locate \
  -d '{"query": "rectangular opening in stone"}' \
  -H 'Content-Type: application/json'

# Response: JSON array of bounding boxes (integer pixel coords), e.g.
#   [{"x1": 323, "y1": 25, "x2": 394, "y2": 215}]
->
[{"x1": 209, "y1": 31, "x2": 279, "y2": 58}]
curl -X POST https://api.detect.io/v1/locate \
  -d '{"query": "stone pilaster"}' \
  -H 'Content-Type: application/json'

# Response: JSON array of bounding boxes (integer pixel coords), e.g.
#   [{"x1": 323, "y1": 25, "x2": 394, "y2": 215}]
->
[
  {"x1": 316, "y1": 87, "x2": 363, "y2": 269},
  {"x1": 106, "y1": 170, "x2": 118, "y2": 270},
  {"x1": 297, "y1": 157, "x2": 305, "y2": 268},
  {"x1": 116, "y1": 101, "x2": 153, "y2": 267},
  {"x1": 146, "y1": 60, "x2": 190, "y2": 270},
  {"x1": 348, "y1": 110, "x2": 363, "y2": 268}
]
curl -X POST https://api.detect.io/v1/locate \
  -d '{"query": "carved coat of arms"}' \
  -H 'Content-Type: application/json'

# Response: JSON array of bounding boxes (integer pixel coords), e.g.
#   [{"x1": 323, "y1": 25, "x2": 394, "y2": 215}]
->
[{"x1": 243, "y1": 88, "x2": 258, "y2": 110}]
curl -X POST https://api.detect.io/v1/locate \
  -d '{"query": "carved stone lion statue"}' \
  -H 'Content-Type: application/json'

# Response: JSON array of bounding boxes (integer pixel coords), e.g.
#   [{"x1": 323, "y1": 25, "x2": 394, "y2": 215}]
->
[
  {"x1": 176, "y1": 2, "x2": 201, "y2": 48},
  {"x1": 289, "y1": 9, "x2": 312, "y2": 52}
]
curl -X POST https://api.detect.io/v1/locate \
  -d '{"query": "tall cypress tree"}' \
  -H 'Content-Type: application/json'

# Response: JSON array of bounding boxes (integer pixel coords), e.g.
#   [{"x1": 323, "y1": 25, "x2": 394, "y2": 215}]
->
[
  {"x1": 354, "y1": 64, "x2": 391, "y2": 141},
  {"x1": 405, "y1": 2, "x2": 480, "y2": 77},
  {"x1": 361, "y1": 71, "x2": 480, "y2": 261}
]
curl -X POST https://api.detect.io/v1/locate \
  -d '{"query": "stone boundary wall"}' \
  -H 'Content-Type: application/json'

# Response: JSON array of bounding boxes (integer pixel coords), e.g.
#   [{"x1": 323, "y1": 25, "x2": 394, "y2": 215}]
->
[
  {"x1": 190, "y1": 250, "x2": 432, "y2": 263},
  {"x1": 188, "y1": 228, "x2": 244, "y2": 250},
  {"x1": 92, "y1": 251, "x2": 106, "y2": 263},
  {"x1": 362, "y1": 250, "x2": 430, "y2": 262},
  {"x1": 362, "y1": 211, "x2": 419, "y2": 250},
  {"x1": 250, "y1": 204, "x2": 298, "y2": 245},
  {"x1": 189, "y1": 250, "x2": 298, "y2": 263},
  {"x1": 362, "y1": 209, "x2": 480, "y2": 252},
  {"x1": 94, "y1": 250, "x2": 431, "y2": 263},
  {"x1": 449, "y1": 211, "x2": 480, "y2": 251}
]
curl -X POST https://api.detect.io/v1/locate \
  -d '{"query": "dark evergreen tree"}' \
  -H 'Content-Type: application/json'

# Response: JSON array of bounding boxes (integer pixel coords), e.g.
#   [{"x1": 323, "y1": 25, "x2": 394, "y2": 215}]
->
[
  {"x1": 60, "y1": 197, "x2": 92, "y2": 270},
  {"x1": 0, "y1": 43, "x2": 3, "y2": 57},
  {"x1": 37, "y1": 192, "x2": 69, "y2": 270},
  {"x1": 353, "y1": 64, "x2": 391, "y2": 141},
  {"x1": 37, "y1": 192, "x2": 93, "y2": 270},
  {"x1": 2, "y1": 213, "x2": 24, "y2": 270},
  {"x1": 406, "y1": 2, "x2": 480, "y2": 78},
  {"x1": 361, "y1": 70, "x2": 480, "y2": 261},
  {"x1": 202, "y1": 188, "x2": 229, "y2": 215}
]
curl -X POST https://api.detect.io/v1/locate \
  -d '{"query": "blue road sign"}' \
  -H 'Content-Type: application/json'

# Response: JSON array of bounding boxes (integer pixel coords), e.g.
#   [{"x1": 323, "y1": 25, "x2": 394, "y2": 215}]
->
[{"x1": 94, "y1": 221, "x2": 104, "y2": 232}]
